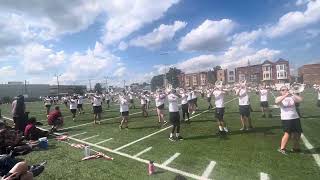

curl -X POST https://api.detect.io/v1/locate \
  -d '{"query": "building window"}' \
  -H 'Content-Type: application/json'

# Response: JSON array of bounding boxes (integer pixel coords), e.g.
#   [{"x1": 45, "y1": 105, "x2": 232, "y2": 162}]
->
[
  {"x1": 229, "y1": 77, "x2": 234, "y2": 81},
  {"x1": 229, "y1": 71, "x2": 234, "y2": 75},
  {"x1": 239, "y1": 74, "x2": 246, "y2": 81}
]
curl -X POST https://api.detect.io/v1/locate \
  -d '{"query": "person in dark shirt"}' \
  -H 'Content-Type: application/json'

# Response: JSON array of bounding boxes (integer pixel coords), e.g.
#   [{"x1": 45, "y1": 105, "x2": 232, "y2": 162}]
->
[
  {"x1": 47, "y1": 106, "x2": 63, "y2": 132},
  {"x1": 24, "y1": 117, "x2": 48, "y2": 141}
]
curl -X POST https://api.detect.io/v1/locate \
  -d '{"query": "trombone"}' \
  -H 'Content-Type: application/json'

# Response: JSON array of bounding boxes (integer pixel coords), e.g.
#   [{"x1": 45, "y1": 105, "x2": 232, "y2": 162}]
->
[{"x1": 289, "y1": 83, "x2": 305, "y2": 94}]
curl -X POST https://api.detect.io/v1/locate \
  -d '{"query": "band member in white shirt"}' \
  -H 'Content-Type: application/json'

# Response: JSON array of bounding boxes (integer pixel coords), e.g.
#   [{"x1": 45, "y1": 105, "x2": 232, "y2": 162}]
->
[
  {"x1": 206, "y1": 88, "x2": 213, "y2": 110},
  {"x1": 69, "y1": 96, "x2": 78, "y2": 121},
  {"x1": 155, "y1": 89, "x2": 167, "y2": 126},
  {"x1": 275, "y1": 86, "x2": 303, "y2": 155},
  {"x1": 180, "y1": 89, "x2": 190, "y2": 122},
  {"x1": 192, "y1": 88, "x2": 198, "y2": 111},
  {"x1": 146, "y1": 93, "x2": 151, "y2": 110},
  {"x1": 77, "y1": 95, "x2": 84, "y2": 114},
  {"x1": 235, "y1": 83, "x2": 253, "y2": 131},
  {"x1": 105, "y1": 92, "x2": 111, "y2": 109},
  {"x1": 168, "y1": 89, "x2": 183, "y2": 141},
  {"x1": 44, "y1": 96, "x2": 52, "y2": 115},
  {"x1": 119, "y1": 92, "x2": 129, "y2": 129},
  {"x1": 187, "y1": 88, "x2": 195, "y2": 115},
  {"x1": 129, "y1": 92, "x2": 135, "y2": 109},
  {"x1": 140, "y1": 92, "x2": 148, "y2": 117},
  {"x1": 259, "y1": 85, "x2": 272, "y2": 118},
  {"x1": 212, "y1": 86, "x2": 228, "y2": 134},
  {"x1": 62, "y1": 96, "x2": 68, "y2": 108},
  {"x1": 92, "y1": 92, "x2": 103, "y2": 124}
]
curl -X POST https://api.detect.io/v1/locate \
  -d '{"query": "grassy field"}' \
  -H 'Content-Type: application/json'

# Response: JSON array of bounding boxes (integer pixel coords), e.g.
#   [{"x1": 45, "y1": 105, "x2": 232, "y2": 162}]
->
[{"x1": 0, "y1": 90, "x2": 319, "y2": 180}]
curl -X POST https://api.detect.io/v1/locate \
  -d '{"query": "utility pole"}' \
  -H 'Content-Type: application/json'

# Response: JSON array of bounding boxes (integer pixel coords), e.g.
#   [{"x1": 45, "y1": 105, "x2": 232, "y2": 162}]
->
[
  {"x1": 24, "y1": 80, "x2": 27, "y2": 95},
  {"x1": 123, "y1": 80, "x2": 126, "y2": 89},
  {"x1": 104, "y1": 76, "x2": 108, "y2": 92},
  {"x1": 89, "y1": 79, "x2": 92, "y2": 92},
  {"x1": 55, "y1": 74, "x2": 61, "y2": 97}
]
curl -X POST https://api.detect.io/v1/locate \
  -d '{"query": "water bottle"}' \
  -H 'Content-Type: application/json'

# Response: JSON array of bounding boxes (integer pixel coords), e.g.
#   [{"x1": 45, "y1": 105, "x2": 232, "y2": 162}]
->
[
  {"x1": 148, "y1": 161, "x2": 155, "y2": 175},
  {"x1": 84, "y1": 146, "x2": 90, "y2": 157}
]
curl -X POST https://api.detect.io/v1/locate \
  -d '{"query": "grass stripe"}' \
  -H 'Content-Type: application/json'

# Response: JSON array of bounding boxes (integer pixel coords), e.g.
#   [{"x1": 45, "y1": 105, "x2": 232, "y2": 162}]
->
[
  {"x1": 161, "y1": 153, "x2": 181, "y2": 166},
  {"x1": 95, "y1": 138, "x2": 113, "y2": 145},
  {"x1": 69, "y1": 132, "x2": 87, "y2": 137},
  {"x1": 133, "y1": 147, "x2": 152, "y2": 157},
  {"x1": 201, "y1": 161, "x2": 216, "y2": 179},
  {"x1": 301, "y1": 134, "x2": 320, "y2": 168}
]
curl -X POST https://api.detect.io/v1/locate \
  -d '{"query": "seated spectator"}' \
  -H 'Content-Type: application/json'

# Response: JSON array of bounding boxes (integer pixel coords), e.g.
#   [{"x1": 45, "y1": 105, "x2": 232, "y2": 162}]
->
[
  {"x1": 24, "y1": 117, "x2": 48, "y2": 141},
  {"x1": 0, "y1": 128, "x2": 33, "y2": 156},
  {"x1": 47, "y1": 106, "x2": 63, "y2": 132}
]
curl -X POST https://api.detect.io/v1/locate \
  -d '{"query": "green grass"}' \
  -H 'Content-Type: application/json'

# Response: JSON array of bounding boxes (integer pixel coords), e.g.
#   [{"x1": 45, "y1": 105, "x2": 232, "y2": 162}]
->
[{"x1": 1, "y1": 90, "x2": 319, "y2": 180}]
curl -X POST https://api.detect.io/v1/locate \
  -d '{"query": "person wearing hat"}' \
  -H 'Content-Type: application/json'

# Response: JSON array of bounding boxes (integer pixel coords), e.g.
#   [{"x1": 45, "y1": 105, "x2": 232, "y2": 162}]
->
[{"x1": 168, "y1": 89, "x2": 183, "y2": 141}]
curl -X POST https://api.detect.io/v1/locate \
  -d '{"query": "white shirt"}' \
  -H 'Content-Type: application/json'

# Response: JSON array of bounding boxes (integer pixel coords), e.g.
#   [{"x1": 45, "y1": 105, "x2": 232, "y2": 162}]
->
[
  {"x1": 212, "y1": 90, "x2": 224, "y2": 108},
  {"x1": 318, "y1": 91, "x2": 320, "y2": 100},
  {"x1": 69, "y1": 99, "x2": 78, "y2": 109},
  {"x1": 78, "y1": 96, "x2": 84, "y2": 104},
  {"x1": 278, "y1": 96, "x2": 299, "y2": 120},
  {"x1": 180, "y1": 93, "x2": 188, "y2": 105},
  {"x1": 187, "y1": 91, "x2": 193, "y2": 101},
  {"x1": 238, "y1": 88, "x2": 250, "y2": 106},
  {"x1": 140, "y1": 95, "x2": 146, "y2": 104},
  {"x1": 92, "y1": 95, "x2": 102, "y2": 106},
  {"x1": 206, "y1": 90, "x2": 212, "y2": 98},
  {"x1": 260, "y1": 89, "x2": 268, "y2": 102},
  {"x1": 168, "y1": 93, "x2": 179, "y2": 112},
  {"x1": 119, "y1": 96, "x2": 129, "y2": 112},
  {"x1": 44, "y1": 98, "x2": 51, "y2": 105},
  {"x1": 129, "y1": 94, "x2": 133, "y2": 100},
  {"x1": 155, "y1": 93, "x2": 166, "y2": 107},
  {"x1": 192, "y1": 91, "x2": 197, "y2": 99},
  {"x1": 105, "y1": 94, "x2": 111, "y2": 100}
]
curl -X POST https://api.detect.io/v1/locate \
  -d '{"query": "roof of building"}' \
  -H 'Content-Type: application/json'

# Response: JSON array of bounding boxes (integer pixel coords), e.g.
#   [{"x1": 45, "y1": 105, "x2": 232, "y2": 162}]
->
[{"x1": 275, "y1": 58, "x2": 288, "y2": 63}]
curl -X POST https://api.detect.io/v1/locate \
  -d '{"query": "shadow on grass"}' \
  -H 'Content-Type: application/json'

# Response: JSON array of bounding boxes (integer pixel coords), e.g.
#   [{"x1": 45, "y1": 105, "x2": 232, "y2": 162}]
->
[
  {"x1": 128, "y1": 125, "x2": 160, "y2": 130},
  {"x1": 230, "y1": 126, "x2": 281, "y2": 136},
  {"x1": 303, "y1": 147, "x2": 320, "y2": 154},
  {"x1": 301, "y1": 115, "x2": 320, "y2": 119}
]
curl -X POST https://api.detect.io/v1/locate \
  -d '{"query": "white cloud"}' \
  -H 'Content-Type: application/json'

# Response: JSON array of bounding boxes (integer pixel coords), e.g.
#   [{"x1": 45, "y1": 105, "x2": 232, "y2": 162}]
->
[
  {"x1": 113, "y1": 66, "x2": 127, "y2": 77},
  {"x1": 102, "y1": 0, "x2": 180, "y2": 45},
  {"x1": 22, "y1": 43, "x2": 65, "y2": 74},
  {"x1": 296, "y1": 0, "x2": 310, "y2": 6},
  {"x1": 118, "y1": 41, "x2": 128, "y2": 51},
  {"x1": 266, "y1": 0, "x2": 320, "y2": 38},
  {"x1": 129, "y1": 21, "x2": 187, "y2": 49},
  {"x1": 232, "y1": 29, "x2": 263, "y2": 46},
  {"x1": 0, "y1": 66, "x2": 17, "y2": 77},
  {"x1": 178, "y1": 19, "x2": 235, "y2": 51}
]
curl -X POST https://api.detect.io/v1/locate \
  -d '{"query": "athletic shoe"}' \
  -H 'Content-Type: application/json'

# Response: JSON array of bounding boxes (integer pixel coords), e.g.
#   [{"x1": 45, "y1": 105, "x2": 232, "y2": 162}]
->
[
  {"x1": 240, "y1": 127, "x2": 245, "y2": 131},
  {"x1": 192, "y1": 111, "x2": 196, "y2": 115},
  {"x1": 163, "y1": 121, "x2": 168, "y2": 125},
  {"x1": 29, "y1": 164, "x2": 45, "y2": 177},
  {"x1": 277, "y1": 148, "x2": 288, "y2": 155},
  {"x1": 168, "y1": 137, "x2": 175, "y2": 142},
  {"x1": 177, "y1": 136, "x2": 184, "y2": 140},
  {"x1": 223, "y1": 127, "x2": 229, "y2": 133}
]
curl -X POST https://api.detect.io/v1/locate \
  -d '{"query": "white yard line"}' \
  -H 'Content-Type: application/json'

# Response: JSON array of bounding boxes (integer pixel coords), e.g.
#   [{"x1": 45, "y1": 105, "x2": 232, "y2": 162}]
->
[
  {"x1": 66, "y1": 136, "x2": 209, "y2": 180},
  {"x1": 161, "y1": 153, "x2": 181, "y2": 166},
  {"x1": 114, "y1": 97, "x2": 238, "y2": 152},
  {"x1": 260, "y1": 172, "x2": 270, "y2": 180},
  {"x1": 81, "y1": 135, "x2": 99, "y2": 141},
  {"x1": 201, "y1": 161, "x2": 216, "y2": 179},
  {"x1": 301, "y1": 133, "x2": 320, "y2": 168},
  {"x1": 133, "y1": 147, "x2": 152, "y2": 157},
  {"x1": 95, "y1": 138, "x2": 113, "y2": 145},
  {"x1": 69, "y1": 132, "x2": 87, "y2": 137}
]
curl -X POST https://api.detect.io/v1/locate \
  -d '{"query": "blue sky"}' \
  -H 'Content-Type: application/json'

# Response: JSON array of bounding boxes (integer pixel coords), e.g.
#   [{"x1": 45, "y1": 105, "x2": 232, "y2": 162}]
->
[{"x1": 0, "y1": 0, "x2": 319, "y2": 86}]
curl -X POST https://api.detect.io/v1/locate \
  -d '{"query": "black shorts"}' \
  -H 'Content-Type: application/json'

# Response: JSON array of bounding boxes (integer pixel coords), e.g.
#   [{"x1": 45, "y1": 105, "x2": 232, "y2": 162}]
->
[
  {"x1": 282, "y1": 119, "x2": 303, "y2": 133},
  {"x1": 93, "y1": 106, "x2": 102, "y2": 114},
  {"x1": 121, "y1": 111, "x2": 129, "y2": 116},
  {"x1": 207, "y1": 97, "x2": 211, "y2": 102},
  {"x1": 260, "y1": 101, "x2": 269, "y2": 108},
  {"x1": 169, "y1": 112, "x2": 180, "y2": 126},
  {"x1": 187, "y1": 100, "x2": 193, "y2": 104},
  {"x1": 70, "y1": 109, "x2": 77, "y2": 114},
  {"x1": 52, "y1": 118, "x2": 63, "y2": 126},
  {"x1": 45, "y1": 105, "x2": 51, "y2": 108},
  {"x1": 130, "y1": 99, "x2": 134, "y2": 103},
  {"x1": 157, "y1": 104, "x2": 165, "y2": 110},
  {"x1": 106, "y1": 100, "x2": 110, "y2": 104},
  {"x1": 239, "y1": 105, "x2": 250, "y2": 117},
  {"x1": 77, "y1": 104, "x2": 83, "y2": 108},
  {"x1": 215, "y1": 108, "x2": 225, "y2": 121},
  {"x1": 141, "y1": 104, "x2": 146, "y2": 109},
  {"x1": 181, "y1": 103, "x2": 188, "y2": 112}
]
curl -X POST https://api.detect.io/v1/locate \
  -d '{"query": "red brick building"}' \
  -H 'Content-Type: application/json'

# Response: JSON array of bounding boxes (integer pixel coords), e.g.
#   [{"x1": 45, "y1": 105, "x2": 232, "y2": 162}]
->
[
  {"x1": 298, "y1": 63, "x2": 320, "y2": 85},
  {"x1": 179, "y1": 72, "x2": 208, "y2": 88}
]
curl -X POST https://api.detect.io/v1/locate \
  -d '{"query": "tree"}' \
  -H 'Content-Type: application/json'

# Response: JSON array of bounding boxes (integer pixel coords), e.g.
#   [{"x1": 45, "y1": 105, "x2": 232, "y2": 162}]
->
[
  {"x1": 166, "y1": 67, "x2": 182, "y2": 88},
  {"x1": 151, "y1": 74, "x2": 164, "y2": 91},
  {"x1": 94, "y1": 83, "x2": 103, "y2": 93},
  {"x1": 74, "y1": 86, "x2": 85, "y2": 95}
]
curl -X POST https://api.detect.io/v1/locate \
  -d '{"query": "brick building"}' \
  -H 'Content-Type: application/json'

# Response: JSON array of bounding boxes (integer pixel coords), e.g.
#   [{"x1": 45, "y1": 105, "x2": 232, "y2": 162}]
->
[
  {"x1": 298, "y1": 63, "x2": 320, "y2": 85},
  {"x1": 181, "y1": 72, "x2": 208, "y2": 88},
  {"x1": 226, "y1": 69, "x2": 236, "y2": 83}
]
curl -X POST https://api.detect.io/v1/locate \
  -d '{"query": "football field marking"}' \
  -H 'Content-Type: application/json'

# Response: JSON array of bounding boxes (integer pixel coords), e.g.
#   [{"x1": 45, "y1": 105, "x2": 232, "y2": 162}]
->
[
  {"x1": 201, "y1": 161, "x2": 216, "y2": 179},
  {"x1": 133, "y1": 147, "x2": 152, "y2": 157},
  {"x1": 162, "y1": 153, "x2": 181, "y2": 166},
  {"x1": 81, "y1": 135, "x2": 99, "y2": 141},
  {"x1": 114, "y1": 97, "x2": 238, "y2": 151},
  {"x1": 301, "y1": 133, "x2": 320, "y2": 168},
  {"x1": 95, "y1": 138, "x2": 113, "y2": 145},
  {"x1": 260, "y1": 172, "x2": 270, "y2": 180},
  {"x1": 69, "y1": 132, "x2": 87, "y2": 137}
]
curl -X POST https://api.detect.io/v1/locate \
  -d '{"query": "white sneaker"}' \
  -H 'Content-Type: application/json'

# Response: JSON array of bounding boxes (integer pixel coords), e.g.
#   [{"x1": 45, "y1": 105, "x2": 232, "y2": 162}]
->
[
  {"x1": 240, "y1": 127, "x2": 245, "y2": 131},
  {"x1": 224, "y1": 127, "x2": 229, "y2": 133}
]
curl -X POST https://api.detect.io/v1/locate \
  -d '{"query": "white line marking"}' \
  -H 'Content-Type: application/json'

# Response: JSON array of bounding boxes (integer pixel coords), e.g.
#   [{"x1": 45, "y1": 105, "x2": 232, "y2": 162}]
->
[
  {"x1": 81, "y1": 135, "x2": 99, "y2": 141},
  {"x1": 95, "y1": 138, "x2": 113, "y2": 145},
  {"x1": 133, "y1": 147, "x2": 152, "y2": 157},
  {"x1": 162, "y1": 153, "x2": 181, "y2": 166},
  {"x1": 201, "y1": 161, "x2": 216, "y2": 179},
  {"x1": 301, "y1": 133, "x2": 320, "y2": 168},
  {"x1": 260, "y1": 172, "x2": 270, "y2": 180},
  {"x1": 69, "y1": 132, "x2": 87, "y2": 137},
  {"x1": 114, "y1": 97, "x2": 238, "y2": 151}
]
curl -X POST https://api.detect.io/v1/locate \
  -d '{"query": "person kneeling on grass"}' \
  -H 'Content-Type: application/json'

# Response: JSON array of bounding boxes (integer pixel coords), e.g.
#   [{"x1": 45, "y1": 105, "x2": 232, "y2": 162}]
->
[
  {"x1": 168, "y1": 89, "x2": 183, "y2": 141},
  {"x1": 47, "y1": 106, "x2": 63, "y2": 133},
  {"x1": 275, "y1": 86, "x2": 303, "y2": 155},
  {"x1": 24, "y1": 117, "x2": 49, "y2": 141}
]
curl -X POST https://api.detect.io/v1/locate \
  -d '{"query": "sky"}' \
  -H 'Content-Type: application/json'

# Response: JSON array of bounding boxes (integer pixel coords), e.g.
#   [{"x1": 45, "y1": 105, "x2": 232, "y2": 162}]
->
[{"x1": 0, "y1": 0, "x2": 319, "y2": 87}]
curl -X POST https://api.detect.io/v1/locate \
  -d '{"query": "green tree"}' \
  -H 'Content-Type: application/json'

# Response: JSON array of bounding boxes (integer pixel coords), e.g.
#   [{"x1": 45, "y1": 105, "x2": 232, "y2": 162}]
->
[
  {"x1": 94, "y1": 83, "x2": 103, "y2": 93},
  {"x1": 151, "y1": 74, "x2": 164, "y2": 91},
  {"x1": 74, "y1": 86, "x2": 85, "y2": 95},
  {"x1": 166, "y1": 67, "x2": 182, "y2": 88}
]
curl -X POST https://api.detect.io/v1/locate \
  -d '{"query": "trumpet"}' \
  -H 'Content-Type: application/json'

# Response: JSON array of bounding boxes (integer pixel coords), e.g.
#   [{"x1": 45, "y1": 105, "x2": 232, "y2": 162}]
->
[
  {"x1": 289, "y1": 83, "x2": 305, "y2": 94},
  {"x1": 313, "y1": 84, "x2": 320, "y2": 90}
]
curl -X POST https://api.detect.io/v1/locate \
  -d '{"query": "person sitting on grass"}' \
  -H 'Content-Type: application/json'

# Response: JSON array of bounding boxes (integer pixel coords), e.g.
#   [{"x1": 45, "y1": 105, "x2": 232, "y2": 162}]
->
[
  {"x1": 47, "y1": 106, "x2": 64, "y2": 133},
  {"x1": 24, "y1": 117, "x2": 49, "y2": 141},
  {"x1": 275, "y1": 86, "x2": 303, "y2": 155}
]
